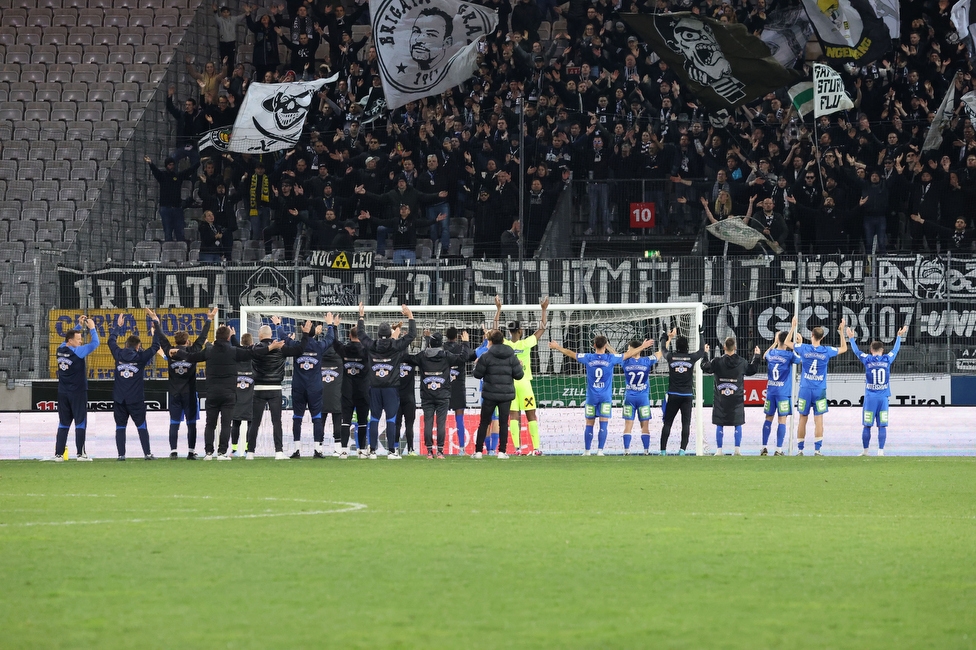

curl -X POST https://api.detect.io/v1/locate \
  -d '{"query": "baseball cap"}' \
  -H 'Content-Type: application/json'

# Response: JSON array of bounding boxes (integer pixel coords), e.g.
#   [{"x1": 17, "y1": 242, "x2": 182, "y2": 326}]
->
[
  {"x1": 377, "y1": 323, "x2": 392, "y2": 338},
  {"x1": 429, "y1": 332, "x2": 443, "y2": 347}
]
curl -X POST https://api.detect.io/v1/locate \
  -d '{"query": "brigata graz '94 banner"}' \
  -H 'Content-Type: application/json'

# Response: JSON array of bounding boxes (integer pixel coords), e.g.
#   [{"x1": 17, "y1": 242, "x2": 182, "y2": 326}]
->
[{"x1": 58, "y1": 256, "x2": 976, "y2": 348}]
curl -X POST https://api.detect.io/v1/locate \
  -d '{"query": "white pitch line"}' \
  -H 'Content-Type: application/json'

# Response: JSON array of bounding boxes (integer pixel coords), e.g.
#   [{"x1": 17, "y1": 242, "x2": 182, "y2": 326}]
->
[
  {"x1": 0, "y1": 495, "x2": 367, "y2": 528},
  {"x1": 372, "y1": 509, "x2": 976, "y2": 521}
]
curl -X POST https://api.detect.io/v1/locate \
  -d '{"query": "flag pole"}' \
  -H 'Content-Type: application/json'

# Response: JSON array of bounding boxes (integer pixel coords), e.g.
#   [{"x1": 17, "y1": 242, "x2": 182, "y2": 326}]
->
[{"x1": 518, "y1": 92, "x2": 526, "y2": 300}]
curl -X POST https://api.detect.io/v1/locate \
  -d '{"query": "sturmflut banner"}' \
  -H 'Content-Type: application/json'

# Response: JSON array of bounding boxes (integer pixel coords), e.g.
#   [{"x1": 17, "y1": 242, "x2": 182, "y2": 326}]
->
[
  {"x1": 813, "y1": 63, "x2": 854, "y2": 117},
  {"x1": 371, "y1": 0, "x2": 497, "y2": 109}
]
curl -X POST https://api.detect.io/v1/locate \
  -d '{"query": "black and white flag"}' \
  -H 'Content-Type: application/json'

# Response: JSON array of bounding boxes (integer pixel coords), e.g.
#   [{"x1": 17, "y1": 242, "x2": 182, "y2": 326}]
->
[
  {"x1": 867, "y1": 0, "x2": 900, "y2": 39},
  {"x1": 623, "y1": 13, "x2": 802, "y2": 112},
  {"x1": 371, "y1": 0, "x2": 497, "y2": 110},
  {"x1": 952, "y1": 0, "x2": 976, "y2": 48},
  {"x1": 227, "y1": 76, "x2": 337, "y2": 153},
  {"x1": 801, "y1": 0, "x2": 892, "y2": 63},
  {"x1": 760, "y1": 6, "x2": 814, "y2": 68}
]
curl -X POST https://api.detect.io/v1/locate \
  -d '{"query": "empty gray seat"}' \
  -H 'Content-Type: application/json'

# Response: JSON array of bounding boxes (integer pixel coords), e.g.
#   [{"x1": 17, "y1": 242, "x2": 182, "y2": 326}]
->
[
  {"x1": 55, "y1": 141, "x2": 81, "y2": 159},
  {"x1": 24, "y1": 102, "x2": 50, "y2": 120},
  {"x1": 46, "y1": 64, "x2": 73, "y2": 82},
  {"x1": 0, "y1": 100, "x2": 23, "y2": 119},
  {"x1": 107, "y1": 45, "x2": 133, "y2": 64},
  {"x1": 2, "y1": 140, "x2": 29, "y2": 159},
  {"x1": 123, "y1": 63, "x2": 149, "y2": 83},
  {"x1": 81, "y1": 140, "x2": 107, "y2": 160},
  {"x1": 104, "y1": 10, "x2": 130, "y2": 28},
  {"x1": 28, "y1": 140, "x2": 55, "y2": 160},
  {"x1": 53, "y1": 8, "x2": 78, "y2": 26},
  {"x1": 81, "y1": 46, "x2": 108, "y2": 65},
  {"x1": 66, "y1": 27, "x2": 93, "y2": 45},
  {"x1": 42, "y1": 27, "x2": 70, "y2": 46},
  {"x1": 8, "y1": 82, "x2": 34, "y2": 101},
  {"x1": 59, "y1": 180, "x2": 86, "y2": 201},
  {"x1": 65, "y1": 120, "x2": 93, "y2": 140},
  {"x1": 56, "y1": 45, "x2": 84, "y2": 64},
  {"x1": 17, "y1": 160, "x2": 43, "y2": 180},
  {"x1": 0, "y1": 242, "x2": 25, "y2": 263},
  {"x1": 33, "y1": 180, "x2": 59, "y2": 201},
  {"x1": 28, "y1": 9, "x2": 54, "y2": 28},
  {"x1": 76, "y1": 101, "x2": 102, "y2": 121},
  {"x1": 70, "y1": 159, "x2": 97, "y2": 180},
  {"x1": 134, "y1": 240, "x2": 161, "y2": 263},
  {"x1": 43, "y1": 159, "x2": 69, "y2": 180},
  {"x1": 20, "y1": 64, "x2": 47, "y2": 82},
  {"x1": 61, "y1": 82, "x2": 87, "y2": 101},
  {"x1": 93, "y1": 26, "x2": 119, "y2": 45},
  {"x1": 35, "y1": 82, "x2": 62, "y2": 101},
  {"x1": 31, "y1": 45, "x2": 58, "y2": 64},
  {"x1": 17, "y1": 27, "x2": 43, "y2": 47},
  {"x1": 98, "y1": 63, "x2": 124, "y2": 83},
  {"x1": 87, "y1": 81, "x2": 113, "y2": 101},
  {"x1": 4, "y1": 46, "x2": 31, "y2": 64},
  {"x1": 42, "y1": 120, "x2": 69, "y2": 141},
  {"x1": 0, "y1": 65, "x2": 20, "y2": 83},
  {"x1": 102, "y1": 101, "x2": 127, "y2": 120},
  {"x1": 2, "y1": 11, "x2": 28, "y2": 28},
  {"x1": 78, "y1": 10, "x2": 104, "y2": 27},
  {"x1": 6, "y1": 180, "x2": 33, "y2": 201},
  {"x1": 72, "y1": 64, "x2": 98, "y2": 83},
  {"x1": 92, "y1": 121, "x2": 117, "y2": 140},
  {"x1": 113, "y1": 82, "x2": 137, "y2": 102}
]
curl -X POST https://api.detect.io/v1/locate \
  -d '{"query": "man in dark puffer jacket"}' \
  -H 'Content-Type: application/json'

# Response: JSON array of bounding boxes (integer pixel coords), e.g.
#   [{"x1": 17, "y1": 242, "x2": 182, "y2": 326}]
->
[{"x1": 472, "y1": 329, "x2": 524, "y2": 459}]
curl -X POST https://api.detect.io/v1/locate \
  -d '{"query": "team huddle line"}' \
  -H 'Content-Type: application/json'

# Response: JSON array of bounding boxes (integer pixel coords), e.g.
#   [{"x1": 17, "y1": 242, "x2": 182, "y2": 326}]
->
[{"x1": 45, "y1": 301, "x2": 904, "y2": 461}]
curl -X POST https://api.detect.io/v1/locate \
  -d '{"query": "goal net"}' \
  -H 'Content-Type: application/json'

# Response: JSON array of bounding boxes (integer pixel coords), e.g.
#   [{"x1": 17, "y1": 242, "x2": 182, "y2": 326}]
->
[{"x1": 238, "y1": 303, "x2": 705, "y2": 456}]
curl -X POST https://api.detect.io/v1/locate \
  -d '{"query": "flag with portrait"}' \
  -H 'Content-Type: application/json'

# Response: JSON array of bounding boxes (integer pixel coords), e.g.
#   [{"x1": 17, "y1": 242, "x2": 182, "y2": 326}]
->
[{"x1": 370, "y1": 0, "x2": 497, "y2": 109}]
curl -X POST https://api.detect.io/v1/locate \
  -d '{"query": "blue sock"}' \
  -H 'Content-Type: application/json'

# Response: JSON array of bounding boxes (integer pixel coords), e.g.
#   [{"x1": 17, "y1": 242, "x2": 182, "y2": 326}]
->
[
  {"x1": 641, "y1": 434, "x2": 651, "y2": 451},
  {"x1": 814, "y1": 438, "x2": 823, "y2": 451},
  {"x1": 455, "y1": 413, "x2": 465, "y2": 449},
  {"x1": 386, "y1": 418, "x2": 397, "y2": 451},
  {"x1": 797, "y1": 439, "x2": 805, "y2": 450},
  {"x1": 862, "y1": 426, "x2": 871, "y2": 449},
  {"x1": 715, "y1": 426, "x2": 724, "y2": 450},
  {"x1": 368, "y1": 418, "x2": 379, "y2": 451},
  {"x1": 734, "y1": 425, "x2": 742, "y2": 448},
  {"x1": 623, "y1": 433, "x2": 632, "y2": 450},
  {"x1": 488, "y1": 432, "x2": 498, "y2": 452},
  {"x1": 776, "y1": 423, "x2": 786, "y2": 448},
  {"x1": 584, "y1": 423, "x2": 594, "y2": 450},
  {"x1": 878, "y1": 427, "x2": 887, "y2": 450},
  {"x1": 597, "y1": 421, "x2": 608, "y2": 449},
  {"x1": 761, "y1": 420, "x2": 772, "y2": 446}
]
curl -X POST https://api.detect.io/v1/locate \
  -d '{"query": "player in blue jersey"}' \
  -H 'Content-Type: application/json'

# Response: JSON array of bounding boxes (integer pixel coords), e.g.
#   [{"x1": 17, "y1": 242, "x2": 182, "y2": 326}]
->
[
  {"x1": 289, "y1": 316, "x2": 336, "y2": 458},
  {"x1": 621, "y1": 339, "x2": 657, "y2": 455},
  {"x1": 549, "y1": 335, "x2": 649, "y2": 455},
  {"x1": 43, "y1": 316, "x2": 100, "y2": 462},
  {"x1": 109, "y1": 313, "x2": 162, "y2": 460},
  {"x1": 847, "y1": 324, "x2": 907, "y2": 456},
  {"x1": 760, "y1": 317, "x2": 797, "y2": 456},
  {"x1": 792, "y1": 319, "x2": 847, "y2": 456}
]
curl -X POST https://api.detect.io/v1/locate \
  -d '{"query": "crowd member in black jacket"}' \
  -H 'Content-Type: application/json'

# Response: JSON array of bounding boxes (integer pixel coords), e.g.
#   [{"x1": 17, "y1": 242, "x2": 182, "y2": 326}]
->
[
  {"x1": 910, "y1": 214, "x2": 976, "y2": 252},
  {"x1": 149, "y1": 306, "x2": 214, "y2": 460},
  {"x1": 472, "y1": 329, "x2": 524, "y2": 459},
  {"x1": 249, "y1": 319, "x2": 311, "y2": 459},
  {"x1": 408, "y1": 332, "x2": 467, "y2": 458},
  {"x1": 145, "y1": 155, "x2": 199, "y2": 242},
  {"x1": 299, "y1": 208, "x2": 342, "y2": 251},
  {"x1": 174, "y1": 325, "x2": 283, "y2": 460},
  {"x1": 656, "y1": 328, "x2": 706, "y2": 455},
  {"x1": 358, "y1": 205, "x2": 445, "y2": 264},
  {"x1": 444, "y1": 327, "x2": 476, "y2": 453},
  {"x1": 230, "y1": 331, "x2": 255, "y2": 456},
  {"x1": 165, "y1": 86, "x2": 205, "y2": 166},
  {"x1": 751, "y1": 197, "x2": 788, "y2": 252},
  {"x1": 109, "y1": 314, "x2": 162, "y2": 460},
  {"x1": 264, "y1": 180, "x2": 307, "y2": 261},
  {"x1": 333, "y1": 316, "x2": 370, "y2": 456},
  {"x1": 198, "y1": 210, "x2": 226, "y2": 263},
  {"x1": 203, "y1": 182, "x2": 241, "y2": 256},
  {"x1": 701, "y1": 338, "x2": 761, "y2": 456},
  {"x1": 357, "y1": 302, "x2": 417, "y2": 459},
  {"x1": 860, "y1": 170, "x2": 890, "y2": 254}
]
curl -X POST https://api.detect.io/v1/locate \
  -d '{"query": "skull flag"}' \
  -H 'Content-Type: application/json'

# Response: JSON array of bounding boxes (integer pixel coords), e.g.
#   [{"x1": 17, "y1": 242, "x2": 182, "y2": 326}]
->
[
  {"x1": 800, "y1": 0, "x2": 892, "y2": 64},
  {"x1": 623, "y1": 13, "x2": 802, "y2": 112},
  {"x1": 227, "y1": 76, "x2": 337, "y2": 153}
]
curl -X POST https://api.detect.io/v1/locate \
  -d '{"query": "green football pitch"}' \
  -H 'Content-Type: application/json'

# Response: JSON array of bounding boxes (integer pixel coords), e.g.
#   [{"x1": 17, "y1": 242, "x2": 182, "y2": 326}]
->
[{"x1": 1, "y1": 457, "x2": 974, "y2": 649}]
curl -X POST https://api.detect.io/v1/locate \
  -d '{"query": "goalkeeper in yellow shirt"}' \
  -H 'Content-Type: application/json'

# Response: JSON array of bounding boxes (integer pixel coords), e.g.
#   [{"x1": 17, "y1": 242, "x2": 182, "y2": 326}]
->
[{"x1": 493, "y1": 295, "x2": 549, "y2": 455}]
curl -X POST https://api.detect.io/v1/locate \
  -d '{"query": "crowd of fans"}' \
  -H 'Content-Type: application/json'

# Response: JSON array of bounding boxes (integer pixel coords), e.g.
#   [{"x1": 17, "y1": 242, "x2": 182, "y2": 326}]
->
[{"x1": 145, "y1": 0, "x2": 976, "y2": 264}]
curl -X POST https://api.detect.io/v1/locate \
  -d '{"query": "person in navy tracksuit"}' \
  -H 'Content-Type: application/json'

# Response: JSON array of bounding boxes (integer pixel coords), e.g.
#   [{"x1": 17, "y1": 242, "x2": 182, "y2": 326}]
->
[
  {"x1": 108, "y1": 313, "x2": 162, "y2": 460},
  {"x1": 151, "y1": 306, "x2": 214, "y2": 459},
  {"x1": 289, "y1": 316, "x2": 336, "y2": 458},
  {"x1": 46, "y1": 315, "x2": 101, "y2": 461}
]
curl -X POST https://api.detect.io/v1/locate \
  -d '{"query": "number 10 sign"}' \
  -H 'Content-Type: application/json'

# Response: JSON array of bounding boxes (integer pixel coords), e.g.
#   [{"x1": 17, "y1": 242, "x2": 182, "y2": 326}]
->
[{"x1": 629, "y1": 202, "x2": 656, "y2": 228}]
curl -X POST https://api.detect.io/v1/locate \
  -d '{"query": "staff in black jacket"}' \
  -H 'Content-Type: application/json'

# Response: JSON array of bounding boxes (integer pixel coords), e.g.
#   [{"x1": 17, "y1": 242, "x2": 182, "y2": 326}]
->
[
  {"x1": 358, "y1": 302, "x2": 417, "y2": 459},
  {"x1": 230, "y1": 332, "x2": 255, "y2": 456},
  {"x1": 409, "y1": 332, "x2": 467, "y2": 458},
  {"x1": 702, "y1": 338, "x2": 762, "y2": 456},
  {"x1": 444, "y1": 327, "x2": 476, "y2": 452},
  {"x1": 395, "y1": 340, "x2": 418, "y2": 456},
  {"x1": 173, "y1": 325, "x2": 283, "y2": 459},
  {"x1": 149, "y1": 306, "x2": 214, "y2": 460},
  {"x1": 472, "y1": 329, "x2": 524, "y2": 459},
  {"x1": 656, "y1": 328, "x2": 706, "y2": 455},
  {"x1": 249, "y1": 319, "x2": 311, "y2": 459},
  {"x1": 320, "y1": 342, "x2": 344, "y2": 456}
]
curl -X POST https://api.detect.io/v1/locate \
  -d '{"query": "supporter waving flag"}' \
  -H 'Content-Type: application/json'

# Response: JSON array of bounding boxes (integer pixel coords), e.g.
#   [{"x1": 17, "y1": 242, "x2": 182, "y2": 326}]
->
[
  {"x1": 370, "y1": 0, "x2": 497, "y2": 109},
  {"x1": 623, "y1": 13, "x2": 802, "y2": 114},
  {"x1": 227, "y1": 76, "x2": 337, "y2": 153}
]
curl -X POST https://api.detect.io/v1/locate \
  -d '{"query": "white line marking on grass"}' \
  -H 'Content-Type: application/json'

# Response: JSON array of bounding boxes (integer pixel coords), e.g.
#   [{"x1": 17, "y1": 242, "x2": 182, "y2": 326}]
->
[
  {"x1": 371, "y1": 509, "x2": 976, "y2": 521},
  {"x1": 0, "y1": 495, "x2": 367, "y2": 527}
]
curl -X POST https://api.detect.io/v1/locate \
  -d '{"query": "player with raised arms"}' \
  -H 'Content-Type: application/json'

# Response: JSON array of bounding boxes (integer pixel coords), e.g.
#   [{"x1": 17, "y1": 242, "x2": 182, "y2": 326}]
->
[
  {"x1": 43, "y1": 315, "x2": 100, "y2": 462},
  {"x1": 701, "y1": 337, "x2": 762, "y2": 456},
  {"x1": 657, "y1": 327, "x2": 706, "y2": 455},
  {"x1": 621, "y1": 338, "x2": 658, "y2": 455},
  {"x1": 760, "y1": 316, "x2": 797, "y2": 456},
  {"x1": 150, "y1": 306, "x2": 215, "y2": 460},
  {"x1": 847, "y1": 323, "x2": 907, "y2": 456},
  {"x1": 793, "y1": 319, "x2": 847, "y2": 456},
  {"x1": 109, "y1": 313, "x2": 162, "y2": 460},
  {"x1": 549, "y1": 335, "x2": 650, "y2": 456},
  {"x1": 493, "y1": 295, "x2": 549, "y2": 455},
  {"x1": 288, "y1": 315, "x2": 336, "y2": 459}
]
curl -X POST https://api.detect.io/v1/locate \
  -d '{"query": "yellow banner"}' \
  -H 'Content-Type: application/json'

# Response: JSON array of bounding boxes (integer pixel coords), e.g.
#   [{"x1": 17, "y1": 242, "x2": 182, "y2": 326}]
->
[{"x1": 49, "y1": 309, "x2": 215, "y2": 380}]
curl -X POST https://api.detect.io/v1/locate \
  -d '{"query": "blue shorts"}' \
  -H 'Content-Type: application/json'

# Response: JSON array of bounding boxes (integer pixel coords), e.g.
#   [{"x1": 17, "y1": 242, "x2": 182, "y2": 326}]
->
[
  {"x1": 796, "y1": 386, "x2": 828, "y2": 416},
  {"x1": 763, "y1": 388, "x2": 792, "y2": 417},
  {"x1": 585, "y1": 401, "x2": 612, "y2": 419},
  {"x1": 862, "y1": 394, "x2": 889, "y2": 427},
  {"x1": 169, "y1": 390, "x2": 199, "y2": 424},
  {"x1": 623, "y1": 393, "x2": 652, "y2": 421}
]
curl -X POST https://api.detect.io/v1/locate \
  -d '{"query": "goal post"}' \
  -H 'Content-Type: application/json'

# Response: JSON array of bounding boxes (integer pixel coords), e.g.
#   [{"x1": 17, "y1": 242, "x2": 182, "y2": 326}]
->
[{"x1": 239, "y1": 302, "x2": 706, "y2": 456}]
